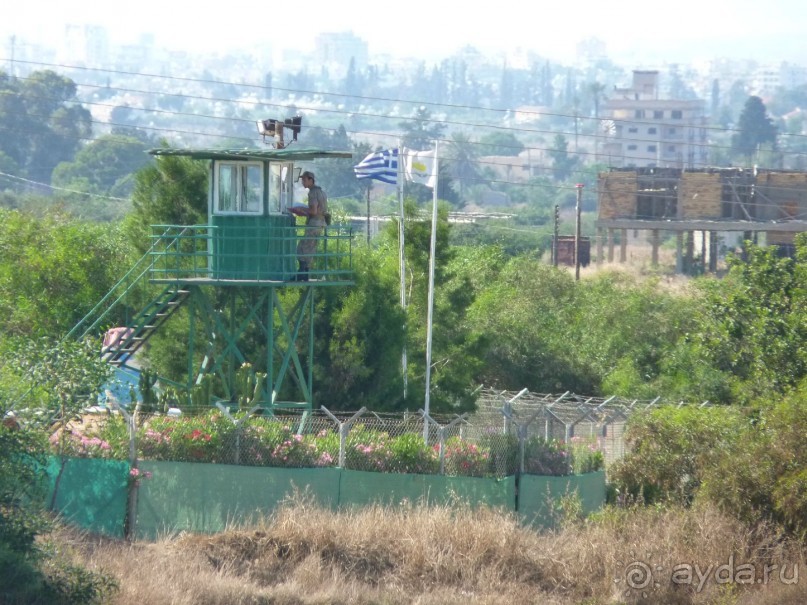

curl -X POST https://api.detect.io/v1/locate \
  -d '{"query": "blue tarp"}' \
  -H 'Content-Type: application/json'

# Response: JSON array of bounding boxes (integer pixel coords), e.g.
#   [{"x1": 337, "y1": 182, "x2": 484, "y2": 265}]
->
[{"x1": 98, "y1": 366, "x2": 141, "y2": 407}]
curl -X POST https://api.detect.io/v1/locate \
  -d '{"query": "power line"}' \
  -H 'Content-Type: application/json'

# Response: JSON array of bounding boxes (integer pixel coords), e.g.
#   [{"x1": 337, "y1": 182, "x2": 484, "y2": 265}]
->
[
  {"x1": 9, "y1": 57, "x2": 807, "y2": 144},
  {"x1": 7, "y1": 80, "x2": 806, "y2": 182},
  {"x1": 3, "y1": 62, "x2": 807, "y2": 198},
  {"x1": 0, "y1": 170, "x2": 130, "y2": 202}
]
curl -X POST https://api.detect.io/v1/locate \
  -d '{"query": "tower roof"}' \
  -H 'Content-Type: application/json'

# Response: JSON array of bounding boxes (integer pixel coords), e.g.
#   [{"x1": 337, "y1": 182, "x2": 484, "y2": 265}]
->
[{"x1": 148, "y1": 147, "x2": 353, "y2": 161}]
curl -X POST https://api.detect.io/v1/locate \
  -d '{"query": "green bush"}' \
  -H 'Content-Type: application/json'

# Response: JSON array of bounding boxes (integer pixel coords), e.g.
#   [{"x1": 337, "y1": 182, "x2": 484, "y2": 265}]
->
[
  {"x1": 0, "y1": 425, "x2": 116, "y2": 605},
  {"x1": 610, "y1": 405, "x2": 746, "y2": 505},
  {"x1": 386, "y1": 433, "x2": 439, "y2": 474},
  {"x1": 569, "y1": 436, "x2": 605, "y2": 475},
  {"x1": 699, "y1": 387, "x2": 807, "y2": 534}
]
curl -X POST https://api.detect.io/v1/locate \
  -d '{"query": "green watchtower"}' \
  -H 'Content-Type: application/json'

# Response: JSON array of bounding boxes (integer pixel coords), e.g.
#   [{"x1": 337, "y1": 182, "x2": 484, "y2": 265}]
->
[{"x1": 70, "y1": 142, "x2": 353, "y2": 414}]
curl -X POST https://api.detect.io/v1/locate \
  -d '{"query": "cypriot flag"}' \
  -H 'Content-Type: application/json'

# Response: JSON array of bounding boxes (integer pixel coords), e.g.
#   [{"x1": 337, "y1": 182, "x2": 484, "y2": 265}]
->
[{"x1": 403, "y1": 148, "x2": 437, "y2": 189}]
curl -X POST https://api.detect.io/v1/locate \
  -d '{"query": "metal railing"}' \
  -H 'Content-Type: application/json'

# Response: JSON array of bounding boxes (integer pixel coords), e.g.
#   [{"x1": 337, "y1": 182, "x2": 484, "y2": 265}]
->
[
  {"x1": 149, "y1": 223, "x2": 354, "y2": 283},
  {"x1": 67, "y1": 226, "x2": 187, "y2": 341}
]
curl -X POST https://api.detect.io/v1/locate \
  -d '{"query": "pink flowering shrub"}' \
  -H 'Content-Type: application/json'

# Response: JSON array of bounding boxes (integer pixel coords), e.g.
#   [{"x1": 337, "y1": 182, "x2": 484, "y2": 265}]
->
[
  {"x1": 523, "y1": 437, "x2": 571, "y2": 476},
  {"x1": 128, "y1": 466, "x2": 153, "y2": 487},
  {"x1": 441, "y1": 437, "x2": 490, "y2": 477},
  {"x1": 50, "y1": 429, "x2": 114, "y2": 458},
  {"x1": 57, "y1": 411, "x2": 604, "y2": 478},
  {"x1": 241, "y1": 420, "x2": 330, "y2": 468},
  {"x1": 344, "y1": 429, "x2": 438, "y2": 474},
  {"x1": 138, "y1": 412, "x2": 232, "y2": 463}
]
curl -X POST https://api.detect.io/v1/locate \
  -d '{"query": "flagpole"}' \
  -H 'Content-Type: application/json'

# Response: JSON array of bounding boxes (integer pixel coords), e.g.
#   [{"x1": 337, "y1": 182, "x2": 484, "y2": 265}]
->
[
  {"x1": 366, "y1": 182, "x2": 371, "y2": 244},
  {"x1": 398, "y1": 142, "x2": 407, "y2": 401},
  {"x1": 423, "y1": 141, "x2": 439, "y2": 442}
]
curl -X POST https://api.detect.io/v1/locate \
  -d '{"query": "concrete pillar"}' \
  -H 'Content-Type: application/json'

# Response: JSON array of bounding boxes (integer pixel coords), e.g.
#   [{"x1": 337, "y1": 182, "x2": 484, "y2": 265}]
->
[
  {"x1": 607, "y1": 228, "x2": 614, "y2": 262},
  {"x1": 685, "y1": 230, "x2": 695, "y2": 274},
  {"x1": 596, "y1": 227, "x2": 604, "y2": 264},
  {"x1": 709, "y1": 231, "x2": 718, "y2": 273},
  {"x1": 676, "y1": 232, "x2": 684, "y2": 274},
  {"x1": 651, "y1": 229, "x2": 660, "y2": 267},
  {"x1": 619, "y1": 229, "x2": 627, "y2": 263}
]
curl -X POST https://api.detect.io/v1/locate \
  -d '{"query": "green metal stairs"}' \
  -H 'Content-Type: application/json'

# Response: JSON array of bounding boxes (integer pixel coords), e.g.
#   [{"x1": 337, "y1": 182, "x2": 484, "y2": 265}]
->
[
  {"x1": 68, "y1": 227, "x2": 192, "y2": 364},
  {"x1": 100, "y1": 286, "x2": 190, "y2": 366}
]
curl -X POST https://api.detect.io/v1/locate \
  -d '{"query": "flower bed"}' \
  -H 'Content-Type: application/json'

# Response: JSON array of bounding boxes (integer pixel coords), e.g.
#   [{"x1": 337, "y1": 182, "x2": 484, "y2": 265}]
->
[{"x1": 51, "y1": 411, "x2": 604, "y2": 478}]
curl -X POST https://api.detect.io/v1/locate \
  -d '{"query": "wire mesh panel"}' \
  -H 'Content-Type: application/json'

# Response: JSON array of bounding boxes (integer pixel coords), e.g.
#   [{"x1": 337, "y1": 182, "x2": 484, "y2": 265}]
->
[{"x1": 59, "y1": 387, "x2": 702, "y2": 482}]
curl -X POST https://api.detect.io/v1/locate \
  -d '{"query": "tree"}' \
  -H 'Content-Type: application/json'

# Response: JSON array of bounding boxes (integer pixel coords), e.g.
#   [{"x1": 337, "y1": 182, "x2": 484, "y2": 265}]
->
[
  {"x1": 478, "y1": 131, "x2": 524, "y2": 156},
  {"x1": 341, "y1": 58, "x2": 362, "y2": 109},
  {"x1": 127, "y1": 149, "x2": 208, "y2": 253},
  {"x1": 0, "y1": 70, "x2": 92, "y2": 184},
  {"x1": 311, "y1": 200, "x2": 486, "y2": 412},
  {"x1": 0, "y1": 337, "x2": 116, "y2": 603},
  {"x1": 586, "y1": 81, "x2": 607, "y2": 119},
  {"x1": 51, "y1": 134, "x2": 153, "y2": 200},
  {"x1": 687, "y1": 237, "x2": 807, "y2": 402},
  {"x1": 0, "y1": 209, "x2": 131, "y2": 337},
  {"x1": 499, "y1": 62, "x2": 514, "y2": 108},
  {"x1": 311, "y1": 245, "x2": 408, "y2": 410},
  {"x1": 398, "y1": 106, "x2": 446, "y2": 152},
  {"x1": 445, "y1": 131, "x2": 481, "y2": 205},
  {"x1": 710, "y1": 79, "x2": 721, "y2": 124},
  {"x1": 732, "y1": 96, "x2": 778, "y2": 160},
  {"x1": 548, "y1": 134, "x2": 578, "y2": 181},
  {"x1": 298, "y1": 125, "x2": 368, "y2": 200}
]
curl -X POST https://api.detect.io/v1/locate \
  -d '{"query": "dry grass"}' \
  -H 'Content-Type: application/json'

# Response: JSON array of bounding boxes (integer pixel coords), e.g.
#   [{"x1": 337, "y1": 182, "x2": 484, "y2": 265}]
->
[{"x1": 55, "y1": 497, "x2": 805, "y2": 605}]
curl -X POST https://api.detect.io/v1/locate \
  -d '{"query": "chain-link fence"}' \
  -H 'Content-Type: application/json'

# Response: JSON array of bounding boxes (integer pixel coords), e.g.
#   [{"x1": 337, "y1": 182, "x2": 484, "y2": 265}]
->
[{"x1": 47, "y1": 387, "x2": 710, "y2": 479}]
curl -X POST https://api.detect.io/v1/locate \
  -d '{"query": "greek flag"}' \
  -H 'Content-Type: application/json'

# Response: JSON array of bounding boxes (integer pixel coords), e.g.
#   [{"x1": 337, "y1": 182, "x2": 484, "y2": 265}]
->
[{"x1": 354, "y1": 148, "x2": 399, "y2": 185}]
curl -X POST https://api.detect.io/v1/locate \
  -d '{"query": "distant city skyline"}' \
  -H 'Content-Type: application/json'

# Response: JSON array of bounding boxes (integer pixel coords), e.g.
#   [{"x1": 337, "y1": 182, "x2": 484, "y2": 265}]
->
[{"x1": 3, "y1": 0, "x2": 806, "y2": 67}]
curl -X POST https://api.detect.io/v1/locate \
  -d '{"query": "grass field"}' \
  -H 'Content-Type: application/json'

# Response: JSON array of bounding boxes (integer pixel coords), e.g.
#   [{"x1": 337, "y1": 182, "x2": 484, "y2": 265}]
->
[{"x1": 55, "y1": 496, "x2": 805, "y2": 605}]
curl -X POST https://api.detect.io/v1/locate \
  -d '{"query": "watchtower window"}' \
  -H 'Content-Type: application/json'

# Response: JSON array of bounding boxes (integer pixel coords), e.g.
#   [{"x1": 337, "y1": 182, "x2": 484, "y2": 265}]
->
[
  {"x1": 215, "y1": 162, "x2": 263, "y2": 214},
  {"x1": 268, "y1": 163, "x2": 293, "y2": 214}
]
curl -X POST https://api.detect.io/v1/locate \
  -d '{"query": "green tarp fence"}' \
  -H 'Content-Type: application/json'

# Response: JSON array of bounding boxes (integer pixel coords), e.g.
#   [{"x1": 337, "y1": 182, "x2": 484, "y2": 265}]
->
[
  {"x1": 136, "y1": 461, "x2": 341, "y2": 540},
  {"x1": 338, "y1": 469, "x2": 516, "y2": 510},
  {"x1": 45, "y1": 457, "x2": 605, "y2": 539},
  {"x1": 46, "y1": 456, "x2": 130, "y2": 538},
  {"x1": 518, "y1": 470, "x2": 607, "y2": 528}
]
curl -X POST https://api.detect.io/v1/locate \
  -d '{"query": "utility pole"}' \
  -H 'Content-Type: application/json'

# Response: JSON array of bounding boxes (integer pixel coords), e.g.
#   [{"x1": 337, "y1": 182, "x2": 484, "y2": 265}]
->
[{"x1": 575, "y1": 184, "x2": 583, "y2": 281}]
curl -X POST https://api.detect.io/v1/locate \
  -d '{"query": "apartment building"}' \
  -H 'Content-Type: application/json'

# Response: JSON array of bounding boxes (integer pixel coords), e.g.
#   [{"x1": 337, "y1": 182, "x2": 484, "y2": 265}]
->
[{"x1": 600, "y1": 70, "x2": 709, "y2": 169}]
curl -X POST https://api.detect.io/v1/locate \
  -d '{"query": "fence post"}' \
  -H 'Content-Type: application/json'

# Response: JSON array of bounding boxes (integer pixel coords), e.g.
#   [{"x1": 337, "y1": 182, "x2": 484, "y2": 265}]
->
[
  {"x1": 501, "y1": 387, "x2": 528, "y2": 436},
  {"x1": 321, "y1": 406, "x2": 367, "y2": 468},
  {"x1": 113, "y1": 403, "x2": 138, "y2": 541},
  {"x1": 544, "y1": 391, "x2": 569, "y2": 441},
  {"x1": 420, "y1": 411, "x2": 467, "y2": 475},
  {"x1": 216, "y1": 403, "x2": 260, "y2": 465}
]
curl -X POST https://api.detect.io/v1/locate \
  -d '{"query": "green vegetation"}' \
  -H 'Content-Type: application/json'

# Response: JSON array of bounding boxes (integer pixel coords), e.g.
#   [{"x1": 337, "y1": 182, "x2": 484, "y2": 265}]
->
[{"x1": 3, "y1": 66, "x2": 807, "y2": 603}]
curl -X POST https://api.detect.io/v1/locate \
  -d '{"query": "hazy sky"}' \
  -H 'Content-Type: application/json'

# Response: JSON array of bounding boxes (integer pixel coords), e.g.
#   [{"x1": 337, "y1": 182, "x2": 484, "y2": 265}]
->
[{"x1": 3, "y1": 0, "x2": 806, "y2": 65}]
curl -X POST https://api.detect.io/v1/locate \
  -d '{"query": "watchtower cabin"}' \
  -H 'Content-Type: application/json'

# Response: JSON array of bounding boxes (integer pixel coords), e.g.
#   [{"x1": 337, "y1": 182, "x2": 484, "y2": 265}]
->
[
  {"x1": 596, "y1": 167, "x2": 807, "y2": 273},
  {"x1": 69, "y1": 132, "x2": 354, "y2": 414}
]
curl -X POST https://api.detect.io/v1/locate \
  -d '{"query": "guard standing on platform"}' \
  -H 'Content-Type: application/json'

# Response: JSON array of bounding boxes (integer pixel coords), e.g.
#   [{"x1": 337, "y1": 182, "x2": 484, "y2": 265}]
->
[{"x1": 293, "y1": 171, "x2": 328, "y2": 281}]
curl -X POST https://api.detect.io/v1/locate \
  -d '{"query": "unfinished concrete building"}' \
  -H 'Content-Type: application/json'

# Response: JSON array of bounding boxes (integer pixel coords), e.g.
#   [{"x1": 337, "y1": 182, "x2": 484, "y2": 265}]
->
[{"x1": 596, "y1": 167, "x2": 807, "y2": 273}]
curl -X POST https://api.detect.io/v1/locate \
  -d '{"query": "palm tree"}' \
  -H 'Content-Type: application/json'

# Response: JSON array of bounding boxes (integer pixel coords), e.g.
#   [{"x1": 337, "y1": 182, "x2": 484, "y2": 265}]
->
[{"x1": 446, "y1": 131, "x2": 481, "y2": 206}]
